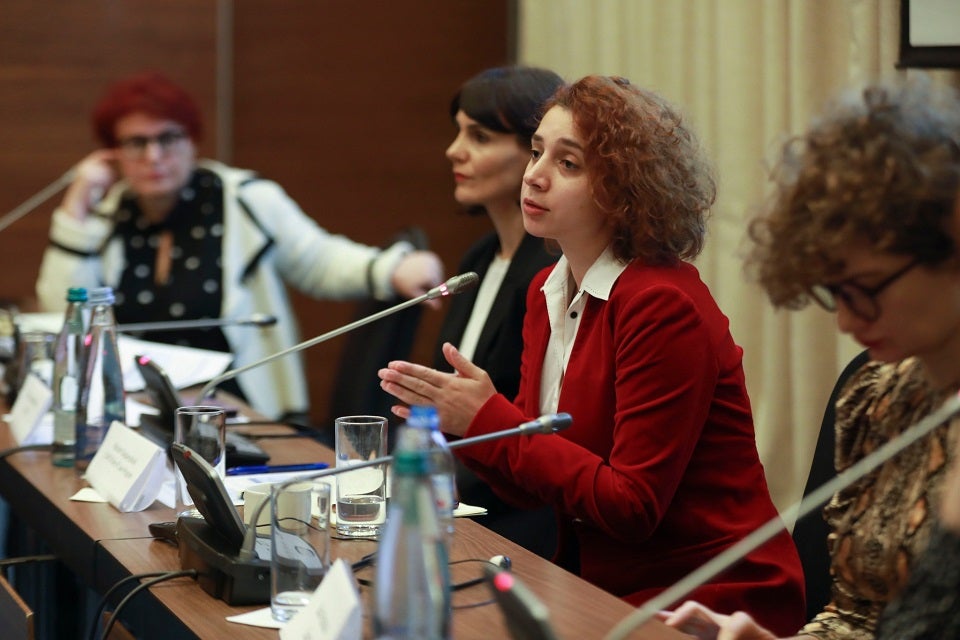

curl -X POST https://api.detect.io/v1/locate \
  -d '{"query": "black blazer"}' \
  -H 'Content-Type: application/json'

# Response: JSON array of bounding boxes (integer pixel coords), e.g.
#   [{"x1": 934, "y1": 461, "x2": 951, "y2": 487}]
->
[
  {"x1": 434, "y1": 230, "x2": 559, "y2": 558},
  {"x1": 433, "y1": 231, "x2": 557, "y2": 399}
]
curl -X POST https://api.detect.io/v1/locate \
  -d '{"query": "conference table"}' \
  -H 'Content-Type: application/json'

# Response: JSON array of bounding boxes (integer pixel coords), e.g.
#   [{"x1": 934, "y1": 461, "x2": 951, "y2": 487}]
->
[{"x1": 0, "y1": 406, "x2": 684, "y2": 639}]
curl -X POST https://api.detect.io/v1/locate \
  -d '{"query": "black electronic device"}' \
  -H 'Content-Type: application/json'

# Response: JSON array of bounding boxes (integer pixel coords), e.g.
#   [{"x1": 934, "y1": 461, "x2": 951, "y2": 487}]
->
[
  {"x1": 485, "y1": 564, "x2": 558, "y2": 640},
  {"x1": 170, "y1": 442, "x2": 271, "y2": 605},
  {"x1": 135, "y1": 355, "x2": 270, "y2": 467}
]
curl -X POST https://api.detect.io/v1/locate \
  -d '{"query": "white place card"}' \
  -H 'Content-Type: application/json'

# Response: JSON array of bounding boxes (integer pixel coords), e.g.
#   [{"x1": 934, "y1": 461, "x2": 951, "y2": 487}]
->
[
  {"x1": 279, "y1": 558, "x2": 362, "y2": 640},
  {"x1": 8, "y1": 373, "x2": 53, "y2": 445},
  {"x1": 84, "y1": 421, "x2": 168, "y2": 512}
]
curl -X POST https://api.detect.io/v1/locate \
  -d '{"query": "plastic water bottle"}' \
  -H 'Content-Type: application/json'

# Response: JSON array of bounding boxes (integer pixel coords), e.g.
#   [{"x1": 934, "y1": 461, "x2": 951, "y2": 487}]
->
[
  {"x1": 51, "y1": 287, "x2": 87, "y2": 467},
  {"x1": 407, "y1": 405, "x2": 457, "y2": 542},
  {"x1": 373, "y1": 436, "x2": 451, "y2": 639},
  {"x1": 75, "y1": 287, "x2": 125, "y2": 472}
]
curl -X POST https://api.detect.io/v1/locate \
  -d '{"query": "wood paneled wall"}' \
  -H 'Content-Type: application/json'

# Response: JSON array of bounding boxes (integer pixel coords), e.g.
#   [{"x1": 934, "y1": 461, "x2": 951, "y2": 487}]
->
[{"x1": 0, "y1": 1, "x2": 510, "y2": 425}]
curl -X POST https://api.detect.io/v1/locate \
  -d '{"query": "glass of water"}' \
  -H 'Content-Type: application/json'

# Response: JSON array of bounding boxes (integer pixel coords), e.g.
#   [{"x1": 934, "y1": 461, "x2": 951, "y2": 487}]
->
[{"x1": 334, "y1": 415, "x2": 387, "y2": 538}]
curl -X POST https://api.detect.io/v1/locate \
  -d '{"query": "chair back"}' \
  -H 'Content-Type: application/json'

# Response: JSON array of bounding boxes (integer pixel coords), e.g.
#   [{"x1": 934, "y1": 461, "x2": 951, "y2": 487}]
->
[
  {"x1": 792, "y1": 349, "x2": 871, "y2": 619},
  {"x1": 0, "y1": 574, "x2": 34, "y2": 640},
  {"x1": 323, "y1": 227, "x2": 429, "y2": 446}
]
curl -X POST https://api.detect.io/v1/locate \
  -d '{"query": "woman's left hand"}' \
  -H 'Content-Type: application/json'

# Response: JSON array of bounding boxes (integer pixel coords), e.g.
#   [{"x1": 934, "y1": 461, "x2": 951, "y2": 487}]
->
[{"x1": 378, "y1": 342, "x2": 496, "y2": 436}]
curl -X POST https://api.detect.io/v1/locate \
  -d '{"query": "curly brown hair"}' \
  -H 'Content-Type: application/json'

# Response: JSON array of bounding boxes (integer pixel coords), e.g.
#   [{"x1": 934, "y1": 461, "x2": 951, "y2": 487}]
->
[
  {"x1": 747, "y1": 76, "x2": 960, "y2": 309},
  {"x1": 547, "y1": 75, "x2": 716, "y2": 265}
]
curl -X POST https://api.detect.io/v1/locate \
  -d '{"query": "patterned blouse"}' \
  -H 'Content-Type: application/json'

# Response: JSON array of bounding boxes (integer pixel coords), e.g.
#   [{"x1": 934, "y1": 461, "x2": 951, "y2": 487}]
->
[
  {"x1": 802, "y1": 357, "x2": 959, "y2": 639},
  {"x1": 112, "y1": 167, "x2": 230, "y2": 353}
]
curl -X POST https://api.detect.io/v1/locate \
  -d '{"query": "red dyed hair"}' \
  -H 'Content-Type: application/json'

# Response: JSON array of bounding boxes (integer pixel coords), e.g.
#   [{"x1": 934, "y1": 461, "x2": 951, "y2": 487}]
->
[
  {"x1": 547, "y1": 76, "x2": 715, "y2": 265},
  {"x1": 91, "y1": 71, "x2": 203, "y2": 147}
]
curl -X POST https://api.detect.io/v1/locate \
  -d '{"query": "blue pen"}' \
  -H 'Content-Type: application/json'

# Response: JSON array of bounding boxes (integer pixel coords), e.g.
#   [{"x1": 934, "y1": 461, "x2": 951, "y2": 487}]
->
[{"x1": 226, "y1": 462, "x2": 329, "y2": 476}]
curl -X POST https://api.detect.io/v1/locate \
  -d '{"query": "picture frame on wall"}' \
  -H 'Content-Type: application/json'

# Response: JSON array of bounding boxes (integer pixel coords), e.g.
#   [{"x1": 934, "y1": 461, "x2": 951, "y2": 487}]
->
[{"x1": 898, "y1": 0, "x2": 960, "y2": 68}]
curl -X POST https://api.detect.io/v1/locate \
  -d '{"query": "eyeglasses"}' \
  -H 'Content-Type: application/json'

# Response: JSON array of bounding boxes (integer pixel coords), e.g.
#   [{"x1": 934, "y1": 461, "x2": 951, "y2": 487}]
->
[
  {"x1": 116, "y1": 129, "x2": 188, "y2": 159},
  {"x1": 809, "y1": 259, "x2": 920, "y2": 322}
]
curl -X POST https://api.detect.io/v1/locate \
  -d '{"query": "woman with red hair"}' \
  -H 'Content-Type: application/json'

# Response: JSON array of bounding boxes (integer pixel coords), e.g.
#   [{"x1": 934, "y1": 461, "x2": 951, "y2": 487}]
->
[
  {"x1": 378, "y1": 75, "x2": 805, "y2": 634},
  {"x1": 36, "y1": 71, "x2": 443, "y2": 420}
]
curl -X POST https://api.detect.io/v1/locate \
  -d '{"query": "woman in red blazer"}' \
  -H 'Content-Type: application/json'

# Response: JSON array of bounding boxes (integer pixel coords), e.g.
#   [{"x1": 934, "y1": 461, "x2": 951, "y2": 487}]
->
[{"x1": 378, "y1": 75, "x2": 805, "y2": 636}]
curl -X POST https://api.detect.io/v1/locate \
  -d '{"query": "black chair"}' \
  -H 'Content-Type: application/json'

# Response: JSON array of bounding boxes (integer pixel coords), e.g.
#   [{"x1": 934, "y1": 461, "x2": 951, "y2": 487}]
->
[
  {"x1": 320, "y1": 227, "x2": 429, "y2": 448},
  {"x1": 792, "y1": 349, "x2": 871, "y2": 620}
]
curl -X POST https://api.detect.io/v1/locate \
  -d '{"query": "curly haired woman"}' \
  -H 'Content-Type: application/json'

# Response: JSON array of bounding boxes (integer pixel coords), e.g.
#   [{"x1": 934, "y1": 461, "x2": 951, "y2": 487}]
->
[
  {"x1": 661, "y1": 76, "x2": 960, "y2": 640},
  {"x1": 379, "y1": 75, "x2": 805, "y2": 635}
]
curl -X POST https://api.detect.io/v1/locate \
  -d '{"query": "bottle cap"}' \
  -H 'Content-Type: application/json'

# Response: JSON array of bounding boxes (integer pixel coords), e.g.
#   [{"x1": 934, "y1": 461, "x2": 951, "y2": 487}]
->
[
  {"x1": 66, "y1": 287, "x2": 87, "y2": 303},
  {"x1": 88, "y1": 287, "x2": 115, "y2": 305},
  {"x1": 409, "y1": 405, "x2": 440, "y2": 430}
]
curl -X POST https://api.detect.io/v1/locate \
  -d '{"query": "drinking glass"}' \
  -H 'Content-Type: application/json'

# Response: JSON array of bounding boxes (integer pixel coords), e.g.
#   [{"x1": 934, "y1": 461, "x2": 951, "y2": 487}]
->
[
  {"x1": 174, "y1": 405, "x2": 226, "y2": 518},
  {"x1": 270, "y1": 481, "x2": 331, "y2": 621},
  {"x1": 334, "y1": 415, "x2": 387, "y2": 538}
]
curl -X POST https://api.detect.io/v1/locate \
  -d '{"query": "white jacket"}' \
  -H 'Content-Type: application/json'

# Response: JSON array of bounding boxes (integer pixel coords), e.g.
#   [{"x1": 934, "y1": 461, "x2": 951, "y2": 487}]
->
[{"x1": 36, "y1": 159, "x2": 410, "y2": 419}]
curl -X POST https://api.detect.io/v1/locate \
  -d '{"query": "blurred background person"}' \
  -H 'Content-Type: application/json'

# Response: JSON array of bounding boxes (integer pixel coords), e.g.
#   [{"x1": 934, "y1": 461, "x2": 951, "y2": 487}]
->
[
  {"x1": 660, "y1": 75, "x2": 960, "y2": 639},
  {"x1": 380, "y1": 75, "x2": 805, "y2": 634},
  {"x1": 35, "y1": 71, "x2": 443, "y2": 421},
  {"x1": 437, "y1": 65, "x2": 562, "y2": 557}
]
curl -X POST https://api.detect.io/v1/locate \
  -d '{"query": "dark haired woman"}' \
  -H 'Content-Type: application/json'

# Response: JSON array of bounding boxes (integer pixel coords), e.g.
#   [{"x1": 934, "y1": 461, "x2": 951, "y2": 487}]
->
[
  {"x1": 436, "y1": 66, "x2": 563, "y2": 557},
  {"x1": 380, "y1": 75, "x2": 805, "y2": 634},
  {"x1": 36, "y1": 70, "x2": 443, "y2": 420}
]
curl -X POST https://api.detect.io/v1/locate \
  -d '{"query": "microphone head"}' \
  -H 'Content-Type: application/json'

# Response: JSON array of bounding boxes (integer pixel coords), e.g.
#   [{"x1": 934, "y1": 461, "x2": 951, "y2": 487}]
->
[
  {"x1": 428, "y1": 272, "x2": 480, "y2": 299},
  {"x1": 548, "y1": 413, "x2": 573, "y2": 433},
  {"x1": 519, "y1": 413, "x2": 574, "y2": 435},
  {"x1": 248, "y1": 314, "x2": 278, "y2": 327}
]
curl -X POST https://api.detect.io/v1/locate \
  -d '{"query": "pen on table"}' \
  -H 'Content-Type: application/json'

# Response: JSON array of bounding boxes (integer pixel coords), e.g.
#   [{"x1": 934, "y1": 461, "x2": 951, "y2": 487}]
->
[{"x1": 225, "y1": 462, "x2": 329, "y2": 476}]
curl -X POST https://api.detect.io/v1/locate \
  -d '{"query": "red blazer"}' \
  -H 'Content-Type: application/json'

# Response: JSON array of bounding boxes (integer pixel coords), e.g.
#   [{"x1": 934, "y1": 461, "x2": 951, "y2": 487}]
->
[{"x1": 457, "y1": 260, "x2": 806, "y2": 636}]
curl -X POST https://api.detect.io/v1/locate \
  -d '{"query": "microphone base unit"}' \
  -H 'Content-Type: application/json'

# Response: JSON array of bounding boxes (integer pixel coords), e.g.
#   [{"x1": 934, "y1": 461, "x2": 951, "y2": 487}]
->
[{"x1": 177, "y1": 516, "x2": 271, "y2": 605}]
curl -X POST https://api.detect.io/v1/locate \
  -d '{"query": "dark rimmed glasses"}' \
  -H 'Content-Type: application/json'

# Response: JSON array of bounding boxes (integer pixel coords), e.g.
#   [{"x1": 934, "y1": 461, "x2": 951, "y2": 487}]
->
[
  {"x1": 808, "y1": 259, "x2": 920, "y2": 322},
  {"x1": 116, "y1": 129, "x2": 188, "y2": 159}
]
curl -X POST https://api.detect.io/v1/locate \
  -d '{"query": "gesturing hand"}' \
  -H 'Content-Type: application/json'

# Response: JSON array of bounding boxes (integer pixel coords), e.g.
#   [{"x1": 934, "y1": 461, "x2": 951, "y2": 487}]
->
[{"x1": 378, "y1": 342, "x2": 496, "y2": 436}]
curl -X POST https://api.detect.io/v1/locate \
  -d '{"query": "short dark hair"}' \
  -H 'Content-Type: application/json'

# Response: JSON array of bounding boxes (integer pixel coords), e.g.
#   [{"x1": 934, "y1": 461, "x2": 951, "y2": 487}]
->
[
  {"x1": 91, "y1": 71, "x2": 203, "y2": 147},
  {"x1": 450, "y1": 66, "x2": 564, "y2": 149}
]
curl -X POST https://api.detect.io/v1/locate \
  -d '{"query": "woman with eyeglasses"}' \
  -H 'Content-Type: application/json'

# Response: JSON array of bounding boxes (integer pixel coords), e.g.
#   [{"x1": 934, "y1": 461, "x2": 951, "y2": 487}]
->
[
  {"x1": 35, "y1": 70, "x2": 443, "y2": 421},
  {"x1": 659, "y1": 77, "x2": 960, "y2": 639}
]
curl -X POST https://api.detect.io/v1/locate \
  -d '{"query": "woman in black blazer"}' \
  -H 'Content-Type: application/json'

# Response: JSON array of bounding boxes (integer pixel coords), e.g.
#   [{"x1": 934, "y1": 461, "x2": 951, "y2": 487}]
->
[{"x1": 434, "y1": 66, "x2": 563, "y2": 557}]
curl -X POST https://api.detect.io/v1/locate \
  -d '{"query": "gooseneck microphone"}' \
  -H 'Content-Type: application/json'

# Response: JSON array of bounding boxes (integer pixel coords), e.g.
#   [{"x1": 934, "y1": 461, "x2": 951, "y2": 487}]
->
[
  {"x1": 0, "y1": 167, "x2": 77, "y2": 234},
  {"x1": 602, "y1": 389, "x2": 960, "y2": 640},
  {"x1": 116, "y1": 314, "x2": 278, "y2": 333},
  {"x1": 197, "y1": 272, "x2": 479, "y2": 402},
  {"x1": 235, "y1": 412, "x2": 573, "y2": 562}
]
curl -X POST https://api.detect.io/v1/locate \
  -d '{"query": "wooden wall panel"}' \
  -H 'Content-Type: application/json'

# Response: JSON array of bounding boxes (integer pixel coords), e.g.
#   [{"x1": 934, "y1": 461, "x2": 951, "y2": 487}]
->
[
  {"x1": 0, "y1": 0, "x2": 511, "y2": 426},
  {"x1": 0, "y1": 1, "x2": 219, "y2": 305},
  {"x1": 232, "y1": 1, "x2": 511, "y2": 426}
]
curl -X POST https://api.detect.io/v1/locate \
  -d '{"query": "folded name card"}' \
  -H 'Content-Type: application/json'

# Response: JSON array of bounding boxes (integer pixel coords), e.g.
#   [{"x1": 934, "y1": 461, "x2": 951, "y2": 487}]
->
[
  {"x1": 85, "y1": 421, "x2": 168, "y2": 512},
  {"x1": 279, "y1": 558, "x2": 361, "y2": 640},
  {"x1": 8, "y1": 373, "x2": 53, "y2": 446}
]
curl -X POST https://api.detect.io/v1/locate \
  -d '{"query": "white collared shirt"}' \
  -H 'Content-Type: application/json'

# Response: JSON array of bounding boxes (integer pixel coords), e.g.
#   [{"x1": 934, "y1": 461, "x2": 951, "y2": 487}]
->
[{"x1": 539, "y1": 247, "x2": 629, "y2": 414}]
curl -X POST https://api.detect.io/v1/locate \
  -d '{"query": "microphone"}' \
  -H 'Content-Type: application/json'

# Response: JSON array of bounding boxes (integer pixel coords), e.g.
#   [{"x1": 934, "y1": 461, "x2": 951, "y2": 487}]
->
[
  {"x1": 0, "y1": 167, "x2": 77, "y2": 234},
  {"x1": 602, "y1": 389, "x2": 960, "y2": 640},
  {"x1": 196, "y1": 272, "x2": 479, "y2": 402},
  {"x1": 116, "y1": 314, "x2": 278, "y2": 333},
  {"x1": 486, "y1": 564, "x2": 559, "y2": 640},
  {"x1": 235, "y1": 412, "x2": 573, "y2": 562}
]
